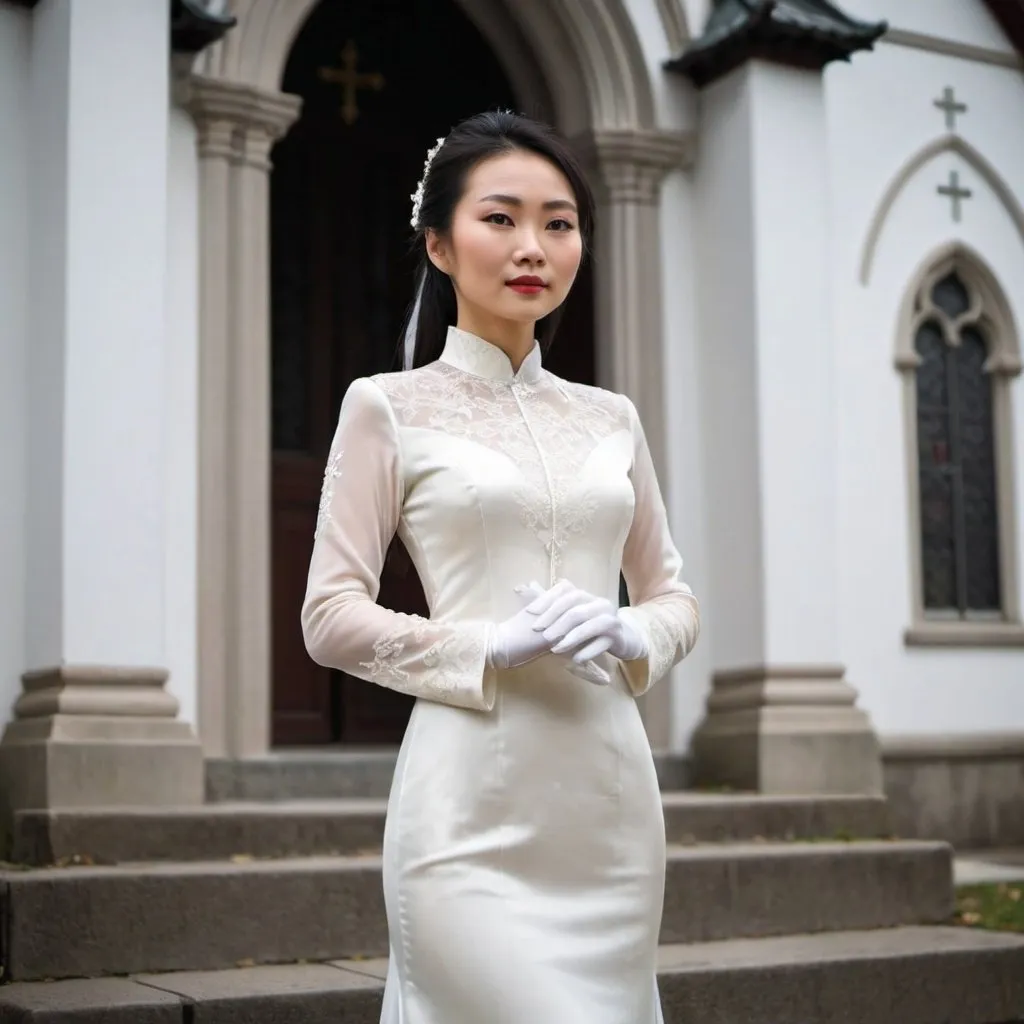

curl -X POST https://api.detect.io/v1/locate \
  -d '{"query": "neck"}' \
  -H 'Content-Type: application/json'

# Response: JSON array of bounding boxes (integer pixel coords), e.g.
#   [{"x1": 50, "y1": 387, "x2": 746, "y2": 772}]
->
[{"x1": 454, "y1": 311, "x2": 535, "y2": 372}]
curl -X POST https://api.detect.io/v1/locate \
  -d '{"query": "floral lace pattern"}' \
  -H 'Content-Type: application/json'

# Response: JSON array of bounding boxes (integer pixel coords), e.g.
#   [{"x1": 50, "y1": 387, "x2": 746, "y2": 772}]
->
[
  {"x1": 358, "y1": 615, "x2": 486, "y2": 705},
  {"x1": 315, "y1": 447, "x2": 344, "y2": 539},
  {"x1": 373, "y1": 360, "x2": 627, "y2": 583},
  {"x1": 620, "y1": 597, "x2": 699, "y2": 695}
]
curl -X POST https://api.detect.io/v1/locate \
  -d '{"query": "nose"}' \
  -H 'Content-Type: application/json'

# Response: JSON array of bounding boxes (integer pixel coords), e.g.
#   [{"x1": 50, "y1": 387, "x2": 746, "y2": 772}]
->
[{"x1": 513, "y1": 227, "x2": 546, "y2": 266}]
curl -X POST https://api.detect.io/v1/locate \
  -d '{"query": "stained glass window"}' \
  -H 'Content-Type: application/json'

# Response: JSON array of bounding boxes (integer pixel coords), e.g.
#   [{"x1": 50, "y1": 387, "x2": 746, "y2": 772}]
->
[
  {"x1": 931, "y1": 272, "x2": 970, "y2": 318},
  {"x1": 914, "y1": 272, "x2": 1001, "y2": 615}
]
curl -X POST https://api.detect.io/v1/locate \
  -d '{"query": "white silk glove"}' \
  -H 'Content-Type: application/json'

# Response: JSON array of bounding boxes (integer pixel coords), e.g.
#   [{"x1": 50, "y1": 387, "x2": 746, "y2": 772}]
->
[
  {"x1": 487, "y1": 602, "x2": 555, "y2": 670},
  {"x1": 526, "y1": 579, "x2": 648, "y2": 665},
  {"x1": 487, "y1": 584, "x2": 611, "y2": 685},
  {"x1": 515, "y1": 582, "x2": 611, "y2": 686}
]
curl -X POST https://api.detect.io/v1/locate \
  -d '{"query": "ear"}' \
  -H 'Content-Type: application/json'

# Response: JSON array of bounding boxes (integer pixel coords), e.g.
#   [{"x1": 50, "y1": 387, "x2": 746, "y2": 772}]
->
[{"x1": 425, "y1": 229, "x2": 452, "y2": 276}]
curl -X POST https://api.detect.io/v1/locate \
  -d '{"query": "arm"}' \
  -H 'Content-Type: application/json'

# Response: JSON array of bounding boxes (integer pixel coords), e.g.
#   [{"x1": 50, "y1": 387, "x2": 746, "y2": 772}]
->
[
  {"x1": 301, "y1": 377, "x2": 496, "y2": 711},
  {"x1": 616, "y1": 397, "x2": 700, "y2": 695}
]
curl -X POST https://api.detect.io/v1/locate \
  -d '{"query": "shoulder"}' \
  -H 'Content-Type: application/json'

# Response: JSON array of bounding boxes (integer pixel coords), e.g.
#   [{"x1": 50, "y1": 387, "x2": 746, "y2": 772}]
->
[
  {"x1": 337, "y1": 376, "x2": 401, "y2": 436},
  {"x1": 342, "y1": 375, "x2": 389, "y2": 407},
  {"x1": 367, "y1": 362, "x2": 448, "y2": 398}
]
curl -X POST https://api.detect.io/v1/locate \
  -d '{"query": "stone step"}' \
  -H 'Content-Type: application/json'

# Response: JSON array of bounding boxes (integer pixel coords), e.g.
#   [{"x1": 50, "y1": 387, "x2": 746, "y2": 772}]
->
[
  {"x1": 11, "y1": 792, "x2": 890, "y2": 865},
  {"x1": 0, "y1": 839, "x2": 950, "y2": 981},
  {"x1": 1, "y1": 926, "x2": 1022, "y2": 1023},
  {"x1": 203, "y1": 749, "x2": 691, "y2": 802}
]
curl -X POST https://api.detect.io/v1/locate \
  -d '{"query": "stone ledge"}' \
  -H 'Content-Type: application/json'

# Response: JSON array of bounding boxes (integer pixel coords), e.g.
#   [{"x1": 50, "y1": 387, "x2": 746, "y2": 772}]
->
[
  {"x1": 0, "y1": 841, "x2": 952, "y2": 981},
  {"x1": 882, "y1": 732, "x2": 1024, "y2": 761},
  {"x1": 136, "y1": 961, "x2": 382, "y2": 1023},
  {"x1": 882, "y1": 735, "x2": 1024, "y2": 848},
  {"x1": 0, "y1": 976, "x2": 182, "y2": 1023},
  {"x1": 657, "y1": 925, "x2": 1024, "y2": 1024},
  {"x1": 11, "y1": 793, "x2": 890, "y2": 865},
  {"x1": 204, "y1": 750, "x2": 689, "y2": 800},
  {"x1": 904, "y1": 620, "x2": 1024, "y2": 647},
  {"x1": 2, "y1": 928, "x2": 1023, "y2": 1024}
]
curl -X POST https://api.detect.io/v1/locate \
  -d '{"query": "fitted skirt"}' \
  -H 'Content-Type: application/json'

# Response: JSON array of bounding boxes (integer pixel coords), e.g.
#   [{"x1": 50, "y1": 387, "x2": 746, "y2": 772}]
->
[{"x1": 377, "y1": 658, "x2": 667, "y2": 1024}]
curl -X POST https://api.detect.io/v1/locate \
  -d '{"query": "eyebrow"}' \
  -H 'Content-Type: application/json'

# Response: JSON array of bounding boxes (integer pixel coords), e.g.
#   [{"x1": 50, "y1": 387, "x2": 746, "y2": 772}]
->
[{"x1": 478, "y1": 193, "x2": 578, "y2": 214}]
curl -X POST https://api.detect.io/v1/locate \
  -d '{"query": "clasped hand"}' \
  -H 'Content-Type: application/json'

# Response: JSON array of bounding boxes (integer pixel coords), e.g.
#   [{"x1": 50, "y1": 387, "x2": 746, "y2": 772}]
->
[{"x1": 488, "y1": 579, "x2": 647, "y2": 684}]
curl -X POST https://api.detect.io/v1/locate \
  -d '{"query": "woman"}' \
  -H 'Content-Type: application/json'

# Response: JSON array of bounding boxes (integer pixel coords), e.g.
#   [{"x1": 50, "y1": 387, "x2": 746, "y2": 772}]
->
[{"x1": 302, "y1": 110, "x2": 699, "y2": 1024}]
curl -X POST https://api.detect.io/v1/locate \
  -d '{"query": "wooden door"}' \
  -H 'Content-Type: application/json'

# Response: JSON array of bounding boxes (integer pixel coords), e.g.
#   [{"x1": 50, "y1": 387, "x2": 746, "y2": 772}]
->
[{"x1": 269, "y1": 0, "x2": 594, "y2": 745}]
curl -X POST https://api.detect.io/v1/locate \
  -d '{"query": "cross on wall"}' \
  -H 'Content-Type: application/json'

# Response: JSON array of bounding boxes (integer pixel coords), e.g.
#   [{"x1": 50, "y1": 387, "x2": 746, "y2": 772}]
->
[
  {"x1": 937, "y1": 170, "x2": 972, "y2": 222},
  {"x1": 933, "y1": 86, "x2": 967, "y2": 131},
  {"x1": 318, "y1": 40, "x2": 385, "y2": 125}
]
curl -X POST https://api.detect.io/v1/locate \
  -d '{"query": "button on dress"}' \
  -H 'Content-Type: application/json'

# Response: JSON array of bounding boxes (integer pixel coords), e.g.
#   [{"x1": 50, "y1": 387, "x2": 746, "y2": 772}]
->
[{"x1": 302, "y1": 326, "x2": 700, "y2": 1023}]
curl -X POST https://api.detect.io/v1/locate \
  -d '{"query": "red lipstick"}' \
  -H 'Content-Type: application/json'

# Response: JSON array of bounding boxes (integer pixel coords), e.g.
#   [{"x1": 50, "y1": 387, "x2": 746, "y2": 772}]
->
[{"x1": 507, "y1": 275, "x2": 546, "y2": 295}]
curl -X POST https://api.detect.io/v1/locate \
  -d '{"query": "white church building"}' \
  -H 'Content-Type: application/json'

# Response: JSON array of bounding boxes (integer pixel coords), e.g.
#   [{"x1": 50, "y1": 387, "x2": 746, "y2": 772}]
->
[{"x1": 1, "y1": 0, "x2": 1022, "y2": 845}]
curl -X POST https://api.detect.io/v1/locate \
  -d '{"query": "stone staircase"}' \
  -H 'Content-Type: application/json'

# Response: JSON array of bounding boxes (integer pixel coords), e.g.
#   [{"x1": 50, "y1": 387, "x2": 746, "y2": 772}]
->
[{"x1": 2, "y1": 765, "x2": 1024, "y2": 1022}]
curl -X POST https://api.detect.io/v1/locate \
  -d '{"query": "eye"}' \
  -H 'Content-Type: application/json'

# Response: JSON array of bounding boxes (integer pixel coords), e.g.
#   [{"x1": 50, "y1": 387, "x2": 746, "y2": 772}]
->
[
  {"x1": 485, "y1": 212, "x2": 513, "y2": 226},
  {"x1": 548, "y1": 218, "x2": 576, "y2": 232}
]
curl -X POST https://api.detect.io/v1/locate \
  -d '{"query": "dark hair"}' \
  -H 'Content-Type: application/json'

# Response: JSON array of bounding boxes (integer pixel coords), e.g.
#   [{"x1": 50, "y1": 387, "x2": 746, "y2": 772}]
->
[{"x1": 400, "y1": 110, "x2": 596, "y2": 370}]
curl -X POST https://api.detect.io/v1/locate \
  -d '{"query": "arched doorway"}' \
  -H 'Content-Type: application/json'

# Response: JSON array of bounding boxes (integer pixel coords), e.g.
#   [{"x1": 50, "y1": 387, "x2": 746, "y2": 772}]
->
[{"x1": 268, "y1": 0, "x2": 596, "y2": 746}]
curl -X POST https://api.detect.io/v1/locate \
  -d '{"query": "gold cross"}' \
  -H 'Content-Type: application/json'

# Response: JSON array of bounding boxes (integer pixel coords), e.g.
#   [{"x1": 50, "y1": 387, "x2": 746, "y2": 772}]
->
[{"x1": 318, "y1": 40, "x2": 385, "y2": 125}]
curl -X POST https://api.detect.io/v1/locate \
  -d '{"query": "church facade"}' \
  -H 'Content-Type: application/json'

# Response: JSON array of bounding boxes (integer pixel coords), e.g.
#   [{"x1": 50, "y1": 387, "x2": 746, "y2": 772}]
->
[{"x1": 1, "y1": 0, "x2": 1022, "y2": 840}]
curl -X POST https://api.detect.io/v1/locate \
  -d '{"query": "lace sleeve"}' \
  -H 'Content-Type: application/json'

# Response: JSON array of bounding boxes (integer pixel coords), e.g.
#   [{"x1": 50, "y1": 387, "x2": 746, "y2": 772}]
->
[
  {"x1": 617, "y1": 396, "x2": 700, "y2": 695},
  {"x1": 301, "y1": 377, "x2": 496, "y2": 711}
]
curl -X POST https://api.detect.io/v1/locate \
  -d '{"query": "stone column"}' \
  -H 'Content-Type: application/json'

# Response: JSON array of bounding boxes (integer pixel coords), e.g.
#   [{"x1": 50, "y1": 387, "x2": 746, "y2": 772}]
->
[
  {"x1": 0, "y1": 0, "x2": 203, "y2": 818},
  {"x1": 578, "y1": 128, "x2": 694, "y2": 476},
  {"x1": 575, "y1": 128, "x2": 695, "y2": 750},
  {"x1": 686, "y1": 60, "x2": 883, "y2": 795},
  {"x1": 185, "y1": 76, "x2": 301, "y2": 759}
]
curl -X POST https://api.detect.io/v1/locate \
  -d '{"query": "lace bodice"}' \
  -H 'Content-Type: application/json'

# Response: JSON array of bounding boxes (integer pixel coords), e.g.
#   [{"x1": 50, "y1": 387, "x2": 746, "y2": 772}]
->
[{"x1": 302, "y1": 327, "x2": 699, "y2": 709}]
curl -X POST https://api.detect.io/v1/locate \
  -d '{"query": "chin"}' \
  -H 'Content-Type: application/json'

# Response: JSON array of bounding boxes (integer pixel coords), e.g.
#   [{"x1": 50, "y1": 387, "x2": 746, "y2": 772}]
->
[{"x1": 499, "y1": 298, "x2": 561, "y2": 324}]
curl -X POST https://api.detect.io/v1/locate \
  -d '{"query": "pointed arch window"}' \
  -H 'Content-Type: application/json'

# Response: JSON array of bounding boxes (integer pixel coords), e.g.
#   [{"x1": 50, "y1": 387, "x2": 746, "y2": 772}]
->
[{"x1": 897, "y1": 247, "x2": 1024, "y2": 646}]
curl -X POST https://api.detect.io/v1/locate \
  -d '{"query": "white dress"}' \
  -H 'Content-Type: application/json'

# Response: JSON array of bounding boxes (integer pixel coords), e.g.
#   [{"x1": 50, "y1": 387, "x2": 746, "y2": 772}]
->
[{"x1": 302, "y1": 326, "x2": 700, "y2": 1024}]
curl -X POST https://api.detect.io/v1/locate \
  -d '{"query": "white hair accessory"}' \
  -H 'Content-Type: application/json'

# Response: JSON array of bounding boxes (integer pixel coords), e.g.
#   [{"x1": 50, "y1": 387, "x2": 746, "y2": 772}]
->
[{"x1": 410, "y1": 136, "x2": 446, "y2": 230}]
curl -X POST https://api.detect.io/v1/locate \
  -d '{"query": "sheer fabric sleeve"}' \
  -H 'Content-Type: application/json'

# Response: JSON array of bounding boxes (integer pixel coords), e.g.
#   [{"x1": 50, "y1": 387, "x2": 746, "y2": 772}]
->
[
  {"x1": 616, "y1": 396, "x2": 700, "y2": 696},
  {"x1": 301, "y1": 377, "x2": 497, "y2": 711}
]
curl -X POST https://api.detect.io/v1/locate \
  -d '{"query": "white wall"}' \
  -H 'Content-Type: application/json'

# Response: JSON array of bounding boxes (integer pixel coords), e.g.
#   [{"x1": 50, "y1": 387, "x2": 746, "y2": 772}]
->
[
  {"x1": 689, "y1": 69, "x2": 764, "y2": 670},
  {"x1": 621, "y1": 0, "x2": 696, "y2": 130},
  {"x1": 659, "y1": 165, "x2": 711, "y2": 750},
  {"x1": 164, "y1": 102, "x2": 199, "y2": 726},
  {"x1": 679, "y1": 0, "x2": 709, "y2": 42},
  {"x1": 827, "y1": 25, "x2": 1024, "y2": 736},
  {"x1": 25, "y1": 0, "x2": 71, "y2": 670},
  {"x1": 0, "y1": 3, "x2": 30, "y2": 726},
  {"x1": 846, "y1": 0, "x2": 1015, "y2": 55},
  {"x1": 24, "y1": 0, "x2": 172, "y2": 678}
]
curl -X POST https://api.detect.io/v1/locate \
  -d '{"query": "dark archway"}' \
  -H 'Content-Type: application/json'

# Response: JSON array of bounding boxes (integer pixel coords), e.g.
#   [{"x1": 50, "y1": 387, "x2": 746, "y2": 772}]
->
[{"x1": 269, "y1": 0, "x2": 595, "y2": 745}]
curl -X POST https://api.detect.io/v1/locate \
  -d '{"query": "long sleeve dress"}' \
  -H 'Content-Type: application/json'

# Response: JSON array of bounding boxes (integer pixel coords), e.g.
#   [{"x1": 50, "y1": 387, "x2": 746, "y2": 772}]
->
[{"x1": 302, "y1": 325, "x2": 700, "y2": 1024}]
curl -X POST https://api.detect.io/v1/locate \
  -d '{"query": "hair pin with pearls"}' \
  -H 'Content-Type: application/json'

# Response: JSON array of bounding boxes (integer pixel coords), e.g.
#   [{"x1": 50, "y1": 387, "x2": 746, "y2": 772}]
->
[{"x1": 410, "y1": 136, "x2": 446, "y2": 230}]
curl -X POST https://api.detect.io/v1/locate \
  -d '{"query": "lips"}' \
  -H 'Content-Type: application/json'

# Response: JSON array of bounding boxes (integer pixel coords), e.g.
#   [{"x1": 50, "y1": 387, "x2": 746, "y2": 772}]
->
[{"x1": 507, "y1": 276, "x2": 547, "y2": 294}]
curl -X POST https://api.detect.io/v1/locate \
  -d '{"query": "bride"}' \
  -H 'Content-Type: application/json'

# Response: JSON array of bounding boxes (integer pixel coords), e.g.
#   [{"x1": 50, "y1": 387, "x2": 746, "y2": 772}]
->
[{"x1": 302, "y1": 109, "x2": 700, "y2": 1024}]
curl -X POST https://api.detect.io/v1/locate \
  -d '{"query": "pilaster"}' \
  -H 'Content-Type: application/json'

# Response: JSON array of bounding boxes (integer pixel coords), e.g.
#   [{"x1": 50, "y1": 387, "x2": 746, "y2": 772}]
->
[
  {"x1": 574, "y1": 127, "x2": 694, "y2": 480},
  {"x1": 186, "y1": 75, "x2": 301, "y2": 758},
  {"x1": 0, "y1": 0, "x2": 203, "y2": 824},
  {"x1": 574, "y1": 127, "x2": 694, "y2": 749},
  {"x1": 683, "y1": 58, "x2": 883, "y2": 794}
]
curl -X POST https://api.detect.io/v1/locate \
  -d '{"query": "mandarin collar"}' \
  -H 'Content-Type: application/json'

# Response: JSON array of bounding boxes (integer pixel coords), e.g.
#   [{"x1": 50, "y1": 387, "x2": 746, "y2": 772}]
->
[{"x1": 439, "y1": 326, "x2": 543, "y2": 384}]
